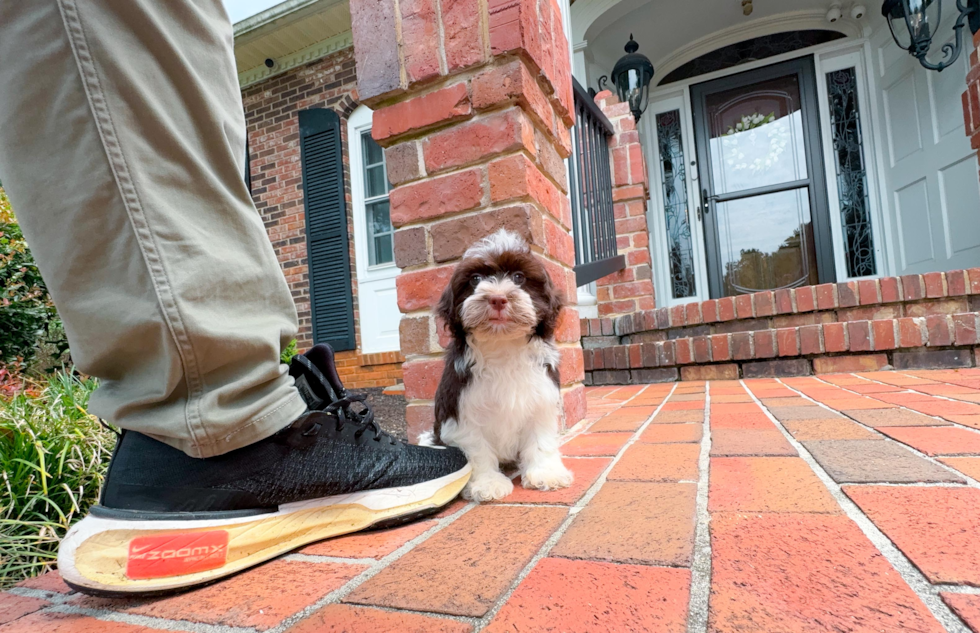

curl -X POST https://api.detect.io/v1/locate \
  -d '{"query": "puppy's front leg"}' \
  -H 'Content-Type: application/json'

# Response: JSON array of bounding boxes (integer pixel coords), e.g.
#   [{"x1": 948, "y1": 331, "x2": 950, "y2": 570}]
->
[
  {"x1": 442, "y1": 419, "x2": 513, "y2": 502},
  {"x1": 519, "y1": 400, "x2": 573, "y2": 491}
]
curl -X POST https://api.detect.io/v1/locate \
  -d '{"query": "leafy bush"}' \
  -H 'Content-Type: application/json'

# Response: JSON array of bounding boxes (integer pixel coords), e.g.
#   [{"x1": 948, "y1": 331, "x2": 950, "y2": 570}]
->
[
  {"x1": 280, "y1": 339, "x2": 299, "y2": 364},
  {"x1": 0, "y1": 370, "x2": 112, "y2": 588},
  {"x1": 0, "y1": 188, "x2": 67, "y2": 368}
]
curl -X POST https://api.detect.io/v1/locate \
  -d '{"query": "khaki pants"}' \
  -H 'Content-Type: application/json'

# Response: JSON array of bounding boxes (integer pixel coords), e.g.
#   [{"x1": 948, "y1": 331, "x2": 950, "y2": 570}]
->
[{"x1": 0, "y1": 0, "x2": 307, "y2": 457}]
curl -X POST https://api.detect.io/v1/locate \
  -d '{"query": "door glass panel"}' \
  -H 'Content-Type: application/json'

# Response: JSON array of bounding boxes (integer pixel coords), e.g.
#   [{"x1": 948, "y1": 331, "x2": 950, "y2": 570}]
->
[
  {"x1": 826, "y1": 67, "x2": 876, "y2": 278},
  {"x1": 716, "y1": 188, "x2": 818, "y2": 294},
  {"x1": 360, "y1": 131, "x2": 394, "y2": 266},
  {"x1": 368, "y1": 200, "x2": 393, "y2": 266},
  {"x1": 706, "y1": 74, "x2": 808, "y2": 194},
  {"x1": 655, "y1": 110, "x2": 697, "y2": 299}
]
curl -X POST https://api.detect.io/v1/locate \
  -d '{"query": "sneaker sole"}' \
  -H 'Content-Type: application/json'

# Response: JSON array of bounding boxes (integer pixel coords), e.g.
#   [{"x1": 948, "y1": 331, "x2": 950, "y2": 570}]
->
[{"x1": 58, "y1": 464, "x2": 471, "y2": 597}]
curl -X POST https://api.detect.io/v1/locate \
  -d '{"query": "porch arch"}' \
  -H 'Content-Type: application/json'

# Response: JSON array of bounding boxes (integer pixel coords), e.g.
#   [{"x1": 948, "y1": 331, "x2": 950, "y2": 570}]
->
[{"x1": 571, "y1": 2, "x2": 860, "y2": 83}]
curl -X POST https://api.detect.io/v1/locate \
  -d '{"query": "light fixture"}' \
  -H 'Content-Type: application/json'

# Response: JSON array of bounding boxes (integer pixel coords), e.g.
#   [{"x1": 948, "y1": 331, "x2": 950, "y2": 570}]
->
[
  {"x1": 609, "y1": 35, "x2": 655, "y2": 122},
  {"x1": 882, "y1": 0, "x2": 980, "y2": 71}
]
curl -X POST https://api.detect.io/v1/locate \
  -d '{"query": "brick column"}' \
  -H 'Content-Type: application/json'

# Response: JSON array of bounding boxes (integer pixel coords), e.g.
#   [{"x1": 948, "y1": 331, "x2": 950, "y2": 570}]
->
[
  {"x1": 963, "y1": 31, "x2": 980, "y2": 155},
  {"x1": 350, "y1": 0, "x2": 586, "y2": 440},
  {"x1": 593, "y1": 91, "x2": 654, "y2": 318}
]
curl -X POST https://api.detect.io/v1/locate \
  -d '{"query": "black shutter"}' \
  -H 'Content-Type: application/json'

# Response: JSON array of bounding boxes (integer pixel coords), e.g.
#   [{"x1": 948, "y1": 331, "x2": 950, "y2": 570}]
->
[{"x1": 299, "y1": 109, "x2": 355, "y2": 352}]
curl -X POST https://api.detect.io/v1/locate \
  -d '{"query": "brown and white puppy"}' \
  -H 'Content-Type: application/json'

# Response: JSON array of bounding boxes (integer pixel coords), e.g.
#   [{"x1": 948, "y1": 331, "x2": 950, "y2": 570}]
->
[{"x1": 426, "y1": 229, "x2": 573, "y2": 501}]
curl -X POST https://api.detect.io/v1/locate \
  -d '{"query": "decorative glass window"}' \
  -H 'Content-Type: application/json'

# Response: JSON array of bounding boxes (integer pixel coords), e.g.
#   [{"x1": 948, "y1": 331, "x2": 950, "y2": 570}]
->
[
  {"x1": 659, "y1": 30, "x2": 845, "y2": 86},
  {"x1": 826, "y1": 67, "x2": 876, "y2": 278},
  {"x1": 655, "y1": 110, "x2": 697, "y2": 299},
  {"x1": 360, "y1": 131, "x2": 394, "y2": 266}
]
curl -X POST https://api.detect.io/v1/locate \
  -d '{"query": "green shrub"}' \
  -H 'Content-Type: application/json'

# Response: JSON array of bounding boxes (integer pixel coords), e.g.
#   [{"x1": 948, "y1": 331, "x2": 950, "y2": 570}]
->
[
  {"x1": 0, "y1": 188, "x2": 67, "y2": 368},
  {"x1": 280, "y1": 339, "x2": 299, "y2": 364},
  {"x1": 0, "y1": 370, "x2": 112, "y2": 588}
]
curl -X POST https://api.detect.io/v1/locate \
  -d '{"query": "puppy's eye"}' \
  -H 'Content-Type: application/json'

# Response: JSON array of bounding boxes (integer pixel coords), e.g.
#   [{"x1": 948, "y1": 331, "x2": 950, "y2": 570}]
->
[
  {"x1": 469, "y1": 274, "x2": 483, "y2": 288},
  {"x1": 512, "y1": 272, "x2": 526, "y2": 286}
]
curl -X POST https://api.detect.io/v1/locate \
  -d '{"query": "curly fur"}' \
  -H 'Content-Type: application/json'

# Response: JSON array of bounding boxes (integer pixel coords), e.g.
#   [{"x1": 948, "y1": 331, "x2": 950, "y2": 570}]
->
[{"x1": 429, "y1": 230, "x2": 573, "y2": 502}]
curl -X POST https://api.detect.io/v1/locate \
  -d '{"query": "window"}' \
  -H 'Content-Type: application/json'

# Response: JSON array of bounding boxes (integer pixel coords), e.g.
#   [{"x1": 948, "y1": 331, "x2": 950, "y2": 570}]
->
[
  {"x1": 655, "y1": 110, "x2": 697, "y2": 299},
  {"x1": 360, "y1": 132, "x2": 394, "y2": 266},
  {"x1": 826, "y1": 67, "x2": 876, "y2": 278},
  {"x1": 659, "y1": 31, "x2": 845, "y2": 86}
]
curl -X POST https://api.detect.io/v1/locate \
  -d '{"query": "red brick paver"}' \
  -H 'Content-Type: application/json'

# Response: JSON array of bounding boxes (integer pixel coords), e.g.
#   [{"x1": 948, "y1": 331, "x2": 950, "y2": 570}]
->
[
  {"x1": 484, "y1": 558, "x2": 690, "y2": 632},
  {"x1": 15, "y1": 374, "x2": 980, "y2": 632},
  {"x1": 710, "y1": 513, "x2": 944, "y2": 633}
]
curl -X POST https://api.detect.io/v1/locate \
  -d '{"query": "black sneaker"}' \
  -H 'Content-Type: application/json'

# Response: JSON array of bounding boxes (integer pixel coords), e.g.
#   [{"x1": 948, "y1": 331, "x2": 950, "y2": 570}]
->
[{"x1": 59, "y1": 344, "x2": 470, "y2": 597}]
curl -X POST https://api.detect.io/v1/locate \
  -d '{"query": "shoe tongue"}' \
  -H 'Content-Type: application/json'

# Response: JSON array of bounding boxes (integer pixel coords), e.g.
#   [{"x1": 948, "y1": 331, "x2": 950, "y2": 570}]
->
[{"x1": 288, "y1": 344, "x2": 345, "y2": 409}]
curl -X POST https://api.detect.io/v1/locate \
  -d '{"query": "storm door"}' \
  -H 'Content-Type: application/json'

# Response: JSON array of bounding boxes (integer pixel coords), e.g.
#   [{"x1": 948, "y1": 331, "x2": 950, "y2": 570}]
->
[{"x1": 691, "y1": 57, "x2": 835, "y2": 297}]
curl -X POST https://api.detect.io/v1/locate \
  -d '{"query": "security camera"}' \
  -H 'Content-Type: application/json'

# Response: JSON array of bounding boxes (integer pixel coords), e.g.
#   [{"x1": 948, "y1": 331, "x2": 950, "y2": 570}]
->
[
  {"x1": 826, "y1": 2, "x2": 842, "y2": 22},
  {"x1": 851, "y1": 3, "x2": 866, "y2": 18},
  {"x1": 264, "y1": 58, "x2": 278, "y2": 70}
]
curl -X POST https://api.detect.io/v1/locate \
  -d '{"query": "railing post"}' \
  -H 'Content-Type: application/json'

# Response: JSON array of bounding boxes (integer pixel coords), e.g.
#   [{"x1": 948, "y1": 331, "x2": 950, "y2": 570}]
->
[{"x1": 593, "y1": 90, "x2": 655, "y2": 318}]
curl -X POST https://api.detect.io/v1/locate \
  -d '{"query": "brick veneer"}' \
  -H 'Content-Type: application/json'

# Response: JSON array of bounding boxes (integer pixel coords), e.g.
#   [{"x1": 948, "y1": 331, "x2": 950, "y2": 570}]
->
[
  {"x1": 349, "y1": 0, "x2": 586, "y2": 439},
  {"x1": 242, "y1": 47, "x2": 402, "y2": 388},
  {"x1": 962, "y1": 31, "x2": 980, "y2": 155},
  {"x1": 582, "y1": 269, "x2": 980, "y2": 383},
  {"x1": 593, "y1": 91, "x2": 655, "y2": 318}
]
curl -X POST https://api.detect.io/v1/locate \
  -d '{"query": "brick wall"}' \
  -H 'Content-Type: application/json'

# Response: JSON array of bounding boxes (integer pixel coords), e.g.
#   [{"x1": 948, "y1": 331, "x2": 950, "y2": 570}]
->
[
  {"x1": 582, "y1": 269, "x2": 980, "y2": 383},
  {"x1": 242, "y1": 47, "x2": 402, "y2": 388},
  {"x1": 593, "y1": 91, "x2": 655, "y2": 318},
  {"x1": 350, "y1": 0, "x2": 586, "y2": 439}
]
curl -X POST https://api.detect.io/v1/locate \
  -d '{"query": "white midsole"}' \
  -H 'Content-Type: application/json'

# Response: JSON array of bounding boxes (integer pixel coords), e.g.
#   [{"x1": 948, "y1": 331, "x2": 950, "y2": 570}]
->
[{"x1": 58, "y1": 463, "x2": 470, "y2": 591}]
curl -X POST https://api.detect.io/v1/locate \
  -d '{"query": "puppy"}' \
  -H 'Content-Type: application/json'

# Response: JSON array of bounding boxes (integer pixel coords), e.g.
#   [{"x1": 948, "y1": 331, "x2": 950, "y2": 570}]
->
[{"x1": 429, "y1": 229, "x2": 574, "y2": 502}]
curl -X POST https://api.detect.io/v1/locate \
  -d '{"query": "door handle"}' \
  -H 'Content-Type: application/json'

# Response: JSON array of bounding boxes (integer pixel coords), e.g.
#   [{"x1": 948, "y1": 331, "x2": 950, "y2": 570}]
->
[{"x1": 701, "y1": 188, "x2": 714, "y2": 215}]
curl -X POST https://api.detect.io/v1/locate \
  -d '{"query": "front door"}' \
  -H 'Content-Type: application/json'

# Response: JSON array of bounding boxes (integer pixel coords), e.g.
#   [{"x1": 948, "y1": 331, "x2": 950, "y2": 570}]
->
[{"x1": 692, "y1": 57, "x2": 835, "y2": 298}]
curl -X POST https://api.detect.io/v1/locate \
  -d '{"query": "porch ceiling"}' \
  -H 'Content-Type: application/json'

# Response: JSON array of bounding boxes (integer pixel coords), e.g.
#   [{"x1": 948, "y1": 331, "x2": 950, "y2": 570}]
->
[
  {"x1": 578, "y1": 0, "x2": 884, "y2": 86},
  {"x1": 233, "y1": 0, "x2": 351, "y2": 74}
]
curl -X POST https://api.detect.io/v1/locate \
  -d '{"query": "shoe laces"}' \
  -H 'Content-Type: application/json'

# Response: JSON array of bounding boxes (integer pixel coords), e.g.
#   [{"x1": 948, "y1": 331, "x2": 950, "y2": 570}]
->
[{"x1": 316, "y1": 393, "x2": 397, "y2": 444}]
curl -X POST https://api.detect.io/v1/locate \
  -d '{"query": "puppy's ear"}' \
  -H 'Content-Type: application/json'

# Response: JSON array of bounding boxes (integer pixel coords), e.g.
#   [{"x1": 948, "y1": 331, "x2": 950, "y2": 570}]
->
[
  {"x1": 435, "y1": 276, "x2": 455, "y2": 326},
  {"x1": 437, "y1": 265, "x2": 468, "y2": 339},
  {"x1": 536, "y1": 274, "x2": 565, "y2": 340}
]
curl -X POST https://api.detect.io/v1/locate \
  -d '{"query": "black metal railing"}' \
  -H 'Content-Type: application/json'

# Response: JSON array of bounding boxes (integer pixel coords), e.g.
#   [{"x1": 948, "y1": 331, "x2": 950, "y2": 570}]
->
[{"x1": 570, "y1": 77, "x2": 626, "y2": 287}]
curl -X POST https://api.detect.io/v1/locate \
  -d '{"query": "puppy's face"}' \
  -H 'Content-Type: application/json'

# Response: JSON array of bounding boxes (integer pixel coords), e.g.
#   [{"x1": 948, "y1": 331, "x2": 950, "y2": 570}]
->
[{"x1": 437, "y1": 232, "x2": 563, "y2": 342}]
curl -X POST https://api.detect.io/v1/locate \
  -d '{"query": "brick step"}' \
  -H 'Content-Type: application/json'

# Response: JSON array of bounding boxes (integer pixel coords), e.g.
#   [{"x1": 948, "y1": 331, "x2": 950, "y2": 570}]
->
[{"x1": 584, "y1": 312, "x2": 980, "y2": 384}]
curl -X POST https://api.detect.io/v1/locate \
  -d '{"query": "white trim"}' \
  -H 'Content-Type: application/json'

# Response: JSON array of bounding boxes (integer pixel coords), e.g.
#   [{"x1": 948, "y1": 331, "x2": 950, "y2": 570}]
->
[
  {"x1": 813, "y1": 45, "x2": 888, "y2": 280},
  {"x1": 238, "y1": 31, "x2": 353, "y2": 88},
  {"x1": 348, "y1": 105, "x2": 401, "y2": 354}
]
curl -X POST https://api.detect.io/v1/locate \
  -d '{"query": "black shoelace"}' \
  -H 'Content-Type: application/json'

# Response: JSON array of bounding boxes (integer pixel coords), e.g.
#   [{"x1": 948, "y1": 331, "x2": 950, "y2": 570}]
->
[{"x1": 320, "y1": 393, "x2": 397, "y2": 444}]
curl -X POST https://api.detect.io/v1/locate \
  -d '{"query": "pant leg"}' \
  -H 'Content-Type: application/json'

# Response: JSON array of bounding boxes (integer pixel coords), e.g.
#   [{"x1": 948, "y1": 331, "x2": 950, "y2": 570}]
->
[{"x1": 0, "y1": 0, "x2": 307, "y2": 457}]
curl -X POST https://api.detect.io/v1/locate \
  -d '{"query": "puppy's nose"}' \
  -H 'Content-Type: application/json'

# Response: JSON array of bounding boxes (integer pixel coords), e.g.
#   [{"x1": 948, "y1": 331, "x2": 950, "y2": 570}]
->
[{"x1": 488, "y1": 295, "x2": 508, "y2": 311}]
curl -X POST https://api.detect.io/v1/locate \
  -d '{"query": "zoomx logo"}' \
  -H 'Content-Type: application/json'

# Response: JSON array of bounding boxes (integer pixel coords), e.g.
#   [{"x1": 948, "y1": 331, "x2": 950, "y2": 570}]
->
[{"x1": 126, "y1": 530, "x2": 229, "y2": 580}]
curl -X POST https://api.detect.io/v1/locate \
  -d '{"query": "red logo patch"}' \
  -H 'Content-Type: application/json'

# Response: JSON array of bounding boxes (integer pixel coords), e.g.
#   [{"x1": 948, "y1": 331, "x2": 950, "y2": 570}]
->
[{"x1": 126, "y1": 531, "x2": 229, "y2": 580}]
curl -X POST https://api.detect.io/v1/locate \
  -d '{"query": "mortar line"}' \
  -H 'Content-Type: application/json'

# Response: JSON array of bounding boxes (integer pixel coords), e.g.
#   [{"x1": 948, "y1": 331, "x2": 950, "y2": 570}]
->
[
  {"x1": 685, "y1": 380, "x2": 712, "y2": 633},
  {"x1": 845, "y1": 372, "x2": 980, "y2": 421},
  {"x1": 753, "y1": 379, "x2": 971, "y2": 632},
  {"x1": 471, "y1": 381, "x2": 680, "y2": 631},
  {"x1": 799, "y1": 376, "x2": 980, "y2": 488},
  {"x1": 283, "y1": 553, "x2": 379, "y2": 566},
  {"x1": 44, "y1": 603, "x2": 256, "y2": 633},
  {"x1": 265, "y1": 501, "x2": 481, "y2": 633}
]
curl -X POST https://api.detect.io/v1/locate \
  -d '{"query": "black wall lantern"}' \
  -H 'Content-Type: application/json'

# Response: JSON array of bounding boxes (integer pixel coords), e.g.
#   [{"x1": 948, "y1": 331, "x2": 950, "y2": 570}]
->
[
  {"x1": 882, "y1": 0, "x2": 980, "y2": 71},
  {"x1": 610, "y1": 35, "x2": 654, "y2": 122}
]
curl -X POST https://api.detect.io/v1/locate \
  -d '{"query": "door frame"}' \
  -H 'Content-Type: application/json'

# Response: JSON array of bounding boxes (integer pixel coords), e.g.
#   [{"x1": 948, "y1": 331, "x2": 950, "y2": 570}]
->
[
  {"x1": 348, "y1": 104, "x2": 401, "y2": 354},
  {"x1": 690, "y1": 56, "x2": 836, "y2": 298}
]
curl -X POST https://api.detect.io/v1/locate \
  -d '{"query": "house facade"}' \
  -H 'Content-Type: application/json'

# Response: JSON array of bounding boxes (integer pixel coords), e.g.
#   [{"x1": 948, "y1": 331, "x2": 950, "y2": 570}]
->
[
  {"x1": 236, "y1": 6, "x2": 405, "y2": 389},
  {"x1": 234, "y1": 0, "x2": 980, "y2": 435}
]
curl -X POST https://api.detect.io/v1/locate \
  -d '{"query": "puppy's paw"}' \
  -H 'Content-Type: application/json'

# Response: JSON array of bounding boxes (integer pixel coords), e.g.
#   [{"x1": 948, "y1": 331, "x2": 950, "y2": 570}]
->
[
  {"x1": 521, "y1": 463, "x2": 574, "y2": 491},
  {"x1": 464, "y1": 471, "x2": 514, "y2": 502}
]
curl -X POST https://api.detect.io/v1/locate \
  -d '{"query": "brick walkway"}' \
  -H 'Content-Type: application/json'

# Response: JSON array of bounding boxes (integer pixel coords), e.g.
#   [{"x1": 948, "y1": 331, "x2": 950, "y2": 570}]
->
[{"x1": 5, "y1": 371, "x2": 980, "y2": 632}]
